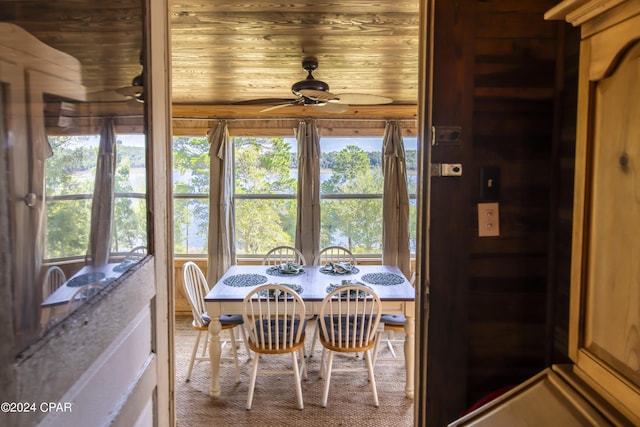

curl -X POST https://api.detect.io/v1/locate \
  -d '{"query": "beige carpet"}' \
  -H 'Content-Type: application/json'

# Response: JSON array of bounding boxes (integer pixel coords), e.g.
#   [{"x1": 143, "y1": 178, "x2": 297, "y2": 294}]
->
[{"x1": 174, "y1": 315, "x2": 414, "y2": 426}]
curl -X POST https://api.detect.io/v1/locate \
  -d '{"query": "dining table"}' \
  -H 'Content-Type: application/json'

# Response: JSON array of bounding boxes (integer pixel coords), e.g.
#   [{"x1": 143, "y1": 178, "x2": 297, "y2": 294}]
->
[
  {"x1": 204, "y1": 264, "x2": 416, "y2": 399},
  {"x1": 40, "y1": 261, "x2": 134, "y2": 328}
]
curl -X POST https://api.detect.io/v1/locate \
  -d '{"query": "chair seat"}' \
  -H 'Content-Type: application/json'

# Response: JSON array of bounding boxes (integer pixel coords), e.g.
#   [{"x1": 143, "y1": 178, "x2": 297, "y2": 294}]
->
[
  {"x1": 249, "y1": 319, "x2": 307, "y2": 353},
  {"x1": 250, "y1": 319, "x2": 306, "y2": 350},
  {"x1": 380, "y1": 314, "x2": 406, "y2": 326},
  {"x1": 318, "y1": 315, "x2": 378, "y2": 350}
]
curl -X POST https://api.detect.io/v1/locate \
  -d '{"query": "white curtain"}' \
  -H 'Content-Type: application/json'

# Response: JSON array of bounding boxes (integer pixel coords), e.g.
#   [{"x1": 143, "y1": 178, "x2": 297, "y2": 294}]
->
[
  {"x1": 294, "y1": 120, "x2": 321, "y2": 265},
  {"x1": 88, "y1": 118, "x2": 116, "y2": 265},
  {"x1": 207, "y1": 121, "x2": 236, "y2": 286},
  {"x1": 382, "y1": 121, "x2": 411, "y2": 277}
]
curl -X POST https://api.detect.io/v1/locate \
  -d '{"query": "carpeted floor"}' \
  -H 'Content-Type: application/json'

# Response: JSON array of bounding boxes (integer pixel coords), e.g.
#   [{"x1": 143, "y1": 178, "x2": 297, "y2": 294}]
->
[{"x1": 174, "y1": 315, "x2": 414, "y2": 426}]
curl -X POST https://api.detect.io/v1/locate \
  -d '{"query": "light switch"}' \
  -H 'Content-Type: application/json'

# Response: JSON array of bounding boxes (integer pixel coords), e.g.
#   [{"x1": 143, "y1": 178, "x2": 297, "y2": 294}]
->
[{"x1": 478, "y1": 202, "x2": 500, "y2": 237}]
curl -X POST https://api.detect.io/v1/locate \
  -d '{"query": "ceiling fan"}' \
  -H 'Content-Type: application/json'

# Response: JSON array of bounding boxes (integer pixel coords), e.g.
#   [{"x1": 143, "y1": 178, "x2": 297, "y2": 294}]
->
[
  {"x1": 87, "y1": 50, "x2": 144, "y2": 104},
  {"x1": 238, "y1": 58, "x2": 393, "y2": 113}
]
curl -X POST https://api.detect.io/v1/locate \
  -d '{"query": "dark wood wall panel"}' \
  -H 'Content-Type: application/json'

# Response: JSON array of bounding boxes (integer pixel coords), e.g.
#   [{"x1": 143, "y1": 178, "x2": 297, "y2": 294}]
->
[
  {"x1": 548, "y1": 23, "x2": 580, "y2": 364},
  {"x1": 466, "y1": 0, "x2": 559, "y2": 406}
]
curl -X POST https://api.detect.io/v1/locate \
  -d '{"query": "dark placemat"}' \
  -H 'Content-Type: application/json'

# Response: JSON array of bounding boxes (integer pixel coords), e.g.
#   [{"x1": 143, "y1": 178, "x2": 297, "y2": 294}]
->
[
  {"x1": 223, "y1": 273, "x2": 268, "y2": 287},
  {"x1": 113, "y1": 260, "x2": 137, "y2": 273},
  {"x1": 266, "y1": 267, "x2": 305, "y2": 277},
  {"x1": 259, "y1": 283, "x2": 304, "y2": 299},
  {"x1": 360, "y1": 272, "x2": 405, "y2": 286},
  {"x1": 326, "y1": 282, "x2": 372, "y2": 299},
  {"x1": 319, "y1": 266, "x2": 359, "y2": 276},
  {"x1": 67, "y1": 272, "x2": 106, "y2": 287}
]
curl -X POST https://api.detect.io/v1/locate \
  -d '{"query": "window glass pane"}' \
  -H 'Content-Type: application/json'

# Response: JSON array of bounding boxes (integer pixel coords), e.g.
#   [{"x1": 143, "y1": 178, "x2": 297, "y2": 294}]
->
[
  {"x1": 45, "y1": 199, "x2": 92, "y2": 258},
  {"x1": 320, "y1": 137, "x2": 383, "y2": 254},
  {"x1": 404, "y1": 137, "x2": 418, "y2": 254},
  {"x1": 321, "y1": 198, "x2": 382, "y2": 253},
  {"x1": 320, "y1": 138, "x2": 383, "y2": 195},
  {"x1": 45, "y1": 136, "x2": 96, "y2": 258},
  {"x1": 172, "y1": 136, "x2": 211, "y2": 255},
  {"x1": 235, "y1": 199, "x2": 296, "y2": 254},
  {"x1": 235, "y1": 137, "x2": 297, "y2": 195},
  {"x1": 45, "y1": 134, "x2": 147, "y2": 259},
  {"x1": 174, "y1": 198, "x2": 209, "y2": 254},
  {"x1": 234, "y1": 136, "x2": 297, "y2": 256},
  {"x1": 112, "y1": 134, "x2": 147, "y2": 253}
]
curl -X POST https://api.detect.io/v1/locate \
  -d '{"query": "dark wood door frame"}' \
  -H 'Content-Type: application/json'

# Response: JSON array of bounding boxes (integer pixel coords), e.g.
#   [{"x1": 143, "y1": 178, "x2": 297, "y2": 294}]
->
[{"x1": 416, "y1": 1, "x2": 476, "y2": 425}]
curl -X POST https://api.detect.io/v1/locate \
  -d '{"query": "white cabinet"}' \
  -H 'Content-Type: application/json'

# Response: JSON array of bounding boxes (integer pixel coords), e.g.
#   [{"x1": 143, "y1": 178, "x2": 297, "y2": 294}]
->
[{"x1": 0, "y1": 23, "x2": 85, "y2": 348}]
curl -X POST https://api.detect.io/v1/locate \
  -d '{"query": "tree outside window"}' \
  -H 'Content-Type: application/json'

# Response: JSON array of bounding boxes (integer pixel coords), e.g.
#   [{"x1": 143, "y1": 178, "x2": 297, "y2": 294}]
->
[
  {"x1": 45, "y1": 134, "x2": 147, "y2": 260},
  {"x1": 234, "y1": 136, "x2": 297, "y2": 255}
]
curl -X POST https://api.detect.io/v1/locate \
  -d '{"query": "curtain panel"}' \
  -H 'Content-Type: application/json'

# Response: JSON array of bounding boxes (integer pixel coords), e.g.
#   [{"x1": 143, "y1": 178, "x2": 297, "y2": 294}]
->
[
  {"x1": 294, "y1": 120, "x2": 321, "y2": 265},
  {"x1": 382, "y1": 121, "x2": 411, "y2": 277},
  {"x1": 88, "y1": 118, "x2": 116, "y2": 265},
  {"x1": 207, "y1": 121, "x2": 236, "y2": 285}
]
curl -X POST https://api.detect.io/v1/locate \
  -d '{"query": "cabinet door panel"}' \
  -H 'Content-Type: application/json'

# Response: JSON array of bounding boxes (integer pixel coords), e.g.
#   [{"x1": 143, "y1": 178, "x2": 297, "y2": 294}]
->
[{"x1": 584, "y1": 40, "x2": 640, "y2": 389}]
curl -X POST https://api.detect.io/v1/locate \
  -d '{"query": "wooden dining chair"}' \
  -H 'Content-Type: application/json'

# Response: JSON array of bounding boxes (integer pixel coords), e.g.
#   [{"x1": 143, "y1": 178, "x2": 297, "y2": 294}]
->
[
  {"x1": 309, "y1": 245, "x2": 358, "y2": 356},
  {"x1": 372, "y1": 271, "x2": 414, "y2": 365},
  {"x1": 243, "y1": 284, "x2": 307, "y2": 410},
  {"x1": 42, "y1": 265, "x2": 66, "y2": 300},
  {"x1": 182, "y1": 261, "x2": 246, "y2": 383},
  {"x1": 317, "y1": 284, "x2": 382, "y2": 407},
  {"x1": 65, "y1": 284, "x2": 103, "y2": 316},
  {"x1": 313, "y1": 245, "x2": 357, "y2": 266},
  {"x1": 125, "y1": 245, "x2": 147, "y2": 261},
  {"x1": 261, "y1": 245, "x2": 307, "y2": 267}
]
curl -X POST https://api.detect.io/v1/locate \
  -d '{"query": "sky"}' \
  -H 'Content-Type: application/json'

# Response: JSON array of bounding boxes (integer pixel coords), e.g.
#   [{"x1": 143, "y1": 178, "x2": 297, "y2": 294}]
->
[{"x1": 285, "y1": 136, "x2": 417, "y2": 153}]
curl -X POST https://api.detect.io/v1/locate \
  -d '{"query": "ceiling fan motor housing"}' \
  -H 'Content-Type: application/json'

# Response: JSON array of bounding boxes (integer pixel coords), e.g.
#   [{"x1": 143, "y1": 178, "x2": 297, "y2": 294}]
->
[{"x1": 291, "y1": 58, "x2": 329, "y2": 96}]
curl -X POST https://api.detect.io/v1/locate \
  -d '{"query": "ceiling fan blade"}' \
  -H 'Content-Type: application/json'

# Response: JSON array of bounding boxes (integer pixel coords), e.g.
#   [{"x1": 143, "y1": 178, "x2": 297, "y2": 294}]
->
[
  {"x1": 334, "y1": 93, "x2": 393, "y2": 105},
  {"x1": 116, "y1": 85, "x2": 144, "y2": 97},
  {"x1": 234, "y1": 98, "x2": 297, "y2": 106},
  {"x1": 260, "y1": 102, "x2": 299, "y2": 112},
  {"x1": 298, "y1": 89, "x2": 339, "y2": 102},
  {"x1": 314, "y1": 102, "x2": 350, "y2": 114},
  {"x1": 87, "y1": 90, "x2": 129, "y2": 102}
]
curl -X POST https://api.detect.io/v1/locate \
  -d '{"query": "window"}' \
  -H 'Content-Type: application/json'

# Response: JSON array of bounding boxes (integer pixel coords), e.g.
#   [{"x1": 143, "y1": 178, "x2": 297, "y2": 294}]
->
[
  {"x1": 173, "y1": 135, "x2": 297, "y2": 257},
  {"x1": 405, "y1": 137, "x2": 418, "y2": 254},
  {"x1": 172, "y1": 133, "x2": 416, "y2": 258},
  {"x1": 320, "y1": 136, "x2": 417, "y2": 255},
  {"x1": 320, "y1": 138, "x2": 384, "y2": 254},
  {"x1": 172, "y1": 136, "x2": 210, "y2": 254},
  {"x1": 234, "y1": 136, "x2": 297, "y2": 255},
  {"x1": 45, "y1": 134, "x2": 147, "y2": 260}
]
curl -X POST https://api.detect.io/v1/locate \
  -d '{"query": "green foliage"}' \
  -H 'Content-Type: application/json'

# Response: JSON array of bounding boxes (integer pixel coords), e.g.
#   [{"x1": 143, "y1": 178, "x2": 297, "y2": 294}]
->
[
  {"x1": 236, "y1": 199, "x2": 295, "y2": 254},
  {"x1": 234, "y1": 137, "x2": 296, "y2": 254},
  {"x1": 45, "y1": 135, "x2": 148, "y2": 259},
  {"x1": 320, "y1": 145, "x2": 383, "y2": 253},
  {"x1": 234, "y1": 137, "x2": 296, "y2": 194},
  {"x1": 172, "y1": 136, "x2": 212, "y2": 253},
  {"x1": 171, "y1": 135, "x2": 416, "y2": 256}
]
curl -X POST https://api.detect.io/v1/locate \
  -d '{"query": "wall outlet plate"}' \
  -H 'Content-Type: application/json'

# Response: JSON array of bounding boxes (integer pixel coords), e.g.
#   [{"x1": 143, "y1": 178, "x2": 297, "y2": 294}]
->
[{"x1": 478, "y1": 202, "x2": 500, "y2": 237}]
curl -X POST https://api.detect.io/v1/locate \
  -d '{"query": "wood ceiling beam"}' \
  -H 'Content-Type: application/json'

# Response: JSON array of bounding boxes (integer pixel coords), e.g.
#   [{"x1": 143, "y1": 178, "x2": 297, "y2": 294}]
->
[{"x1": 171, "y1": 104, "x2": 418, "y2": 120}]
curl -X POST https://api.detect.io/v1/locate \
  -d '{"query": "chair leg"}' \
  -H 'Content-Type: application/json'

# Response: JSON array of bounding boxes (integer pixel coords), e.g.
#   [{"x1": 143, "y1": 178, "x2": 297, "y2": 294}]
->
[
  {"x1": 228, "y1": 327, "x2": 241, "y2": 383},
  {"x1": 239, "y1": 326, "x2": 251, "y2": 359},
  {"x1": 319, "y1": 347, "x2": 327, "y2": 379},
  {"x1": 309, "y1": 322, "x2": 319, "y2": 357},
  {"x1": 291, "y1": 352, "x2": 304, "y2": 410},
  {"x1": 372, "y1": 332, "x2": 381, "y2": 367},
  {"x1": 364, "y1": 349, "x2": 379, "y2": 407},
  {"x1": 321, "y1": 351, "x2": 335, "y2": 408},
  {"x1": 186, "y1": 330, "x2": 202, "y2": 382},
  {"x1": 298, "y1": 347, "x2": 307, "y2": 379},
  {"x1": 386, "y1": 330, "x2": 398, "y2": 358},
  {"x1": 199, "y1": 330, "x2": 209, "y2": 358},
  {"x1": 246, "y1": 353, "x2": 260, "y2": 410}
]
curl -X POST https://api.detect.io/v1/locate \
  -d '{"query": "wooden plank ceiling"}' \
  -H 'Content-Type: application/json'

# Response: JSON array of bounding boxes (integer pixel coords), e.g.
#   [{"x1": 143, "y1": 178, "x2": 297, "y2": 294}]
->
[{"x1": 1, "y1": 0, "x2": 419, "y2": 127}]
